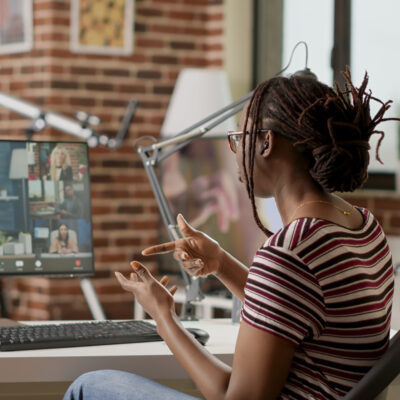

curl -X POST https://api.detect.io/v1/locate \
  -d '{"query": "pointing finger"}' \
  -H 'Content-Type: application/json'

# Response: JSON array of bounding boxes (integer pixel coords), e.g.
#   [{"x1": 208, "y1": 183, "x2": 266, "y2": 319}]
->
[{"x1": 142, "y1": 241, "x2": 176, "y2": 256}]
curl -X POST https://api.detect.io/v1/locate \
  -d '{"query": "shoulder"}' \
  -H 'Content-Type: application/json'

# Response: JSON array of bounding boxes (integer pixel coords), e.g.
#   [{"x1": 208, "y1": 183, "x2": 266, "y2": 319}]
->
[
  {"x1": 265, "y1": 217, "x2": 318, "y2": 251},
  {"x1": 265, "y1": 206, "x2": 380, "y2": 253}
]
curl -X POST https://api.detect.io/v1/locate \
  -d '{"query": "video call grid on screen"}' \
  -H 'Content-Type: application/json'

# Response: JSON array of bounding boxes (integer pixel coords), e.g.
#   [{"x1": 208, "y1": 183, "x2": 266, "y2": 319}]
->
[{"x1": 0, "y1": 140, "x2": 94, "y2": 277}]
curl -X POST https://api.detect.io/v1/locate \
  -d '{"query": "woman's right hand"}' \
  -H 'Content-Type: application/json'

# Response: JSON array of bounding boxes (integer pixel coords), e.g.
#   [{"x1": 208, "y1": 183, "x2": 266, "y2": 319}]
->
[{"x1": 142, "y1": 214, "x2": 224, "y2": 277}]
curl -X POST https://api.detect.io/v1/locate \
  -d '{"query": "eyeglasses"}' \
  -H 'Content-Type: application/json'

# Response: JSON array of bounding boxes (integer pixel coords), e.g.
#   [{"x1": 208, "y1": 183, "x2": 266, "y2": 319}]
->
[{"x1": 227, "y1": 130, "x2": 269, "y2": 153}]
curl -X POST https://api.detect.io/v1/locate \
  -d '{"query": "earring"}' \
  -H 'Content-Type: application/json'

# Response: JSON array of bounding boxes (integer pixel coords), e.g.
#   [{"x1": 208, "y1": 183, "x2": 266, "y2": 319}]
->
[{"x1": 260, "y1": 141, "x2": 269, "y2": 154}]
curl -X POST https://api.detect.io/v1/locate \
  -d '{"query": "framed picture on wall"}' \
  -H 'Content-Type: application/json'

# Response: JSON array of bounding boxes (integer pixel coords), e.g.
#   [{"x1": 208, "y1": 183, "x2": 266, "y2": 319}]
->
[
  {"x1": 0, "y1": 0, "x2": 33, "y2": 55},
  {"x1": 70, "y1": 0, "x2": 135, "y2": 56}
]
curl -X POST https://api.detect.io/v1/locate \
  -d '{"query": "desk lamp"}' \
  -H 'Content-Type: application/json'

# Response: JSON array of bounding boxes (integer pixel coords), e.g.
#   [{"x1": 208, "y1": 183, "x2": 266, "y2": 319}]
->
[
  {"x1": 136, "y1": 41, "x2": 317, "y2": 321},
  {"x1": 9, "y1": 149, "x2": 29, "y2": 233}
]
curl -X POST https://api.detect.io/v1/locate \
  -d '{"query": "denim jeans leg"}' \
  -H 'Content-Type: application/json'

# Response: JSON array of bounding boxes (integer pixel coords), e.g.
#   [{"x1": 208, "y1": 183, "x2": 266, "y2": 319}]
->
[{"x1": 63, "y1": 369, "x2": 201, "y2": 400}]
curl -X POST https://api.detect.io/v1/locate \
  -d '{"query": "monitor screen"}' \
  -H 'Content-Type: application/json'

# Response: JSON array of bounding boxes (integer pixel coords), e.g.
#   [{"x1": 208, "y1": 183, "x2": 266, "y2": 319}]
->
[{"x1": 0, "y1": 140, "x2": 94, "y2": 277}]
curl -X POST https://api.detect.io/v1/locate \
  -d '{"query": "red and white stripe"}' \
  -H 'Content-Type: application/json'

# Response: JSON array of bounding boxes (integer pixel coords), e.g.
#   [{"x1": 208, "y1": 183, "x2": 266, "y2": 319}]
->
[{"x1": 242, "y1": 208, "x2": 394, "y2": 399}]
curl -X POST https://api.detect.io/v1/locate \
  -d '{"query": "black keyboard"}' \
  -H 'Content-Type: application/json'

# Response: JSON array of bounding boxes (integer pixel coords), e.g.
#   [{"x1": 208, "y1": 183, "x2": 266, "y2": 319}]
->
[{"x1": 0, "y1": 320, "x2": 162, "y2": 351}]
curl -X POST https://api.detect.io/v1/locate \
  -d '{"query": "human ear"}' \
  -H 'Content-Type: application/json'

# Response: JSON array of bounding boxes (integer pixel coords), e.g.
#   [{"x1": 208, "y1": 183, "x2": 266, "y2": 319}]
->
[
  {"x1": 260, "y1": 141, "x2": 270, "y2": 154},
  {"x1": 260, "y1": 130, "x2": 273, "y2": 156}
]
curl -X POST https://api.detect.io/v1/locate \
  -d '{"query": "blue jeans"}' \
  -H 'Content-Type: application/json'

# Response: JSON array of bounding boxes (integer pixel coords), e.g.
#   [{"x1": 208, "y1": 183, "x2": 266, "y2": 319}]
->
[{"x1": 63, "y1": 369, "x2": 201, "y2": 400}]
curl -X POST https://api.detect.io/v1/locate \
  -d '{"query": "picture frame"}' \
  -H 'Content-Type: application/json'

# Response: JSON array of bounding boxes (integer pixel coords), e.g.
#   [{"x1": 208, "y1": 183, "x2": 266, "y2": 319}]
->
[
  {"x1": 0, "y1": 0, "x2": 33, "y2": 55},
  {"x1": 70, "y1": 0, "x2": 135, "y2": 56}
]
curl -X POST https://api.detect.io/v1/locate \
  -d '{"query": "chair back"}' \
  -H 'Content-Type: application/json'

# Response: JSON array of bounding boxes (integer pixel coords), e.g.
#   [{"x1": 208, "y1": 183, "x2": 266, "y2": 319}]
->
[{"x1": 343, "y1": 330, "x2": 400, "y2": 400}]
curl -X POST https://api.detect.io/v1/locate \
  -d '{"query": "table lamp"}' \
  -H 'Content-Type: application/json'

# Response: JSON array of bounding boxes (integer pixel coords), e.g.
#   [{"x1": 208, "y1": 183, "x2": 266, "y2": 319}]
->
[
  {"x1": 9, "y1": 148, "x2": 29, "y2": 232},
  {"x1": 137, "y1": 68, "x2": 249, "y2": 320},
  {"x1": 161, "y1": 68, "x2": 236, "y2": 138}
]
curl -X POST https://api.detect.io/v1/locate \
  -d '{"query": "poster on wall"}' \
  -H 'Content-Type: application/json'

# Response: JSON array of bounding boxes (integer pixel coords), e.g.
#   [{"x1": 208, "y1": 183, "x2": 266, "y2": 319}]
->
[
  {"x1": 0, "y1": 0, "x2": 33, "y2": 55},
  {"x1": 70, "y1": 0, "x2": 135, "y2": 56}
]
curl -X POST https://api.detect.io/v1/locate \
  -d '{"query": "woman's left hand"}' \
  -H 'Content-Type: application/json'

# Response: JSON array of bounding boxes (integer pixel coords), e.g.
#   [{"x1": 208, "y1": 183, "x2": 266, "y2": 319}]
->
[{"x1": 115, "y1": 261, "x2": 178, "y2": 323}]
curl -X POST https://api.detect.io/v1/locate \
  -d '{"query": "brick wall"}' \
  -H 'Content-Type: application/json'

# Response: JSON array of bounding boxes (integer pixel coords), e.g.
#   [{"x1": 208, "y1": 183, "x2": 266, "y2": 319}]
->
[
  {"x1": 341, "y1": 193, "x2": 400, "y2": 236},
  {"x1": 0, "y1": 0, "x2": 225, "y2": 320}
]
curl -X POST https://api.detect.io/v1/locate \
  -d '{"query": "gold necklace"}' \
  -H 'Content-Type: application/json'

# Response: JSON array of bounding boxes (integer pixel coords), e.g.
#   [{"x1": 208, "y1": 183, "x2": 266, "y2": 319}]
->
[{"x1": 288, "y1": 200, "x2": 354, "y2": 223}]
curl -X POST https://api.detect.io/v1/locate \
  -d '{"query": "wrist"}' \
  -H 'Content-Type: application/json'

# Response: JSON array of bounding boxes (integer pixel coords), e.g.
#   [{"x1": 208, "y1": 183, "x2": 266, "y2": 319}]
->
[
  {"x1": 155, "y1": 309, "x2": 180, "y2": 336},
  {"x1": 215, "y1": 248, "x2": 227, "y2": 277}
]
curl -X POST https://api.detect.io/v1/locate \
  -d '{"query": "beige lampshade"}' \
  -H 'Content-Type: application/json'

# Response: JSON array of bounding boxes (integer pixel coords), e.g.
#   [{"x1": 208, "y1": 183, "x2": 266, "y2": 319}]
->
[
  {"x1": 161, "y1": 68, "x2": 236, "y2": 139},
  {"x1": 9, "y1": 148, "x2": 29, "y2": 179}
]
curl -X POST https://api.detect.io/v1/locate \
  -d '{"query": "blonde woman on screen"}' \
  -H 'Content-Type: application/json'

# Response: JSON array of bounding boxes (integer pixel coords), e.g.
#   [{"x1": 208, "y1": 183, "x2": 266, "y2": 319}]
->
[{"x1": 47, "y1": 145, "x2": 73, "y2": 182}]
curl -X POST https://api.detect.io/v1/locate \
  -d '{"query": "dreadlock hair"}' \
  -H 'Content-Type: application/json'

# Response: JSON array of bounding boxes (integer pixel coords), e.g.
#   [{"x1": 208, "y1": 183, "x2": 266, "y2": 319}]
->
[{"x1": 242, "y1": 66, "x2": 400, "y2": 238}]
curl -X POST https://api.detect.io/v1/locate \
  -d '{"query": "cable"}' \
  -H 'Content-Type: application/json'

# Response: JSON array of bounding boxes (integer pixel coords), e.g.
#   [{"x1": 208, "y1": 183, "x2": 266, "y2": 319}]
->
[{"x1": 276, "y1": 41, "x2": 317, "y2": 80}]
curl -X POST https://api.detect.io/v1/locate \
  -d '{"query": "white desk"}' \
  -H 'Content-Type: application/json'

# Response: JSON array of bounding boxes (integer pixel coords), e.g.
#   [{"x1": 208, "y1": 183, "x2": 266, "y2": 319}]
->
[{"x1": 0, "y1": 319, "x2": 238, "y2": 400}]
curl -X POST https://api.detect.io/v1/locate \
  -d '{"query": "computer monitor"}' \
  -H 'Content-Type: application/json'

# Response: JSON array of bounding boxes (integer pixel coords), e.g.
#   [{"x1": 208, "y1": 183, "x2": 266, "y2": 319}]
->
[{"x1": 0, "y1": 140, "x2": 94, "y2": 277}]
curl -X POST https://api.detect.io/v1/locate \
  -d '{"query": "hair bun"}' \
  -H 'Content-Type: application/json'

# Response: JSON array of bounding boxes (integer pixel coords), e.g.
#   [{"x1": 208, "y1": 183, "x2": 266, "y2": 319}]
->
[{"x1": 309, "y1": 140, "x2": 370, "y2": 192}]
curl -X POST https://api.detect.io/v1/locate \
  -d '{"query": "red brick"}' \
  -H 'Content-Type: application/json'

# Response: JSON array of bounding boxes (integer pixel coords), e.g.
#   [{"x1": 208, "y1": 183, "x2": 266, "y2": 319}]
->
[
  {"x1": 21, "y1": 66, "x2": 37, "y2": 74},
  {"x1": 9, "y1": 82, "x2": 28, "y2": 90},
  {"x1": 103, "y1": 99, "x2": 128, "y2": 107},
  {"x1": 50, "y1": 80, "x2": 79, "y2": 89},
  {"x1": 30, "y1": 81, "x2": 45, "y2": 88},
  {"x1": 390, "y1": 216, "x2": 400, "y2": 228},
  {"x1": 85, "y1": 82, "x2": 114, "y2": 91},
  {"x1": 40, "y1": 32, "x2": 69, "y2": 41},
  {"x1": 103, "y1": 68, "x2": 131, "y2": 77},
  {"x1": 70, "y1": 66, "x2": 97, "y2": 75},
  {"x1": 139, "y1": 100, "x2": 163, "y2": 109},
  {"x1": 170, "y1": 41, "x2": 196, "y2": 50},
  {"x1": 43, "y1": 65, "x2": 66, "y2": 73},
  {"x1": 152, "y1": 55, "x2": 178, "y2": 64},
  {"x1": 115, "y1": 238, "x2": 142, "y2": 246},
  {"x1": 69, "y1": 97, "x2": 96, "y2": 106},
  {"x1": 90, "y1": 174, "x2": 114, "y2": 183},
  {"x1": 136, "y1": 8, "x2": 164, "y2": 17},
  {"x1": 373, "y1": 198, "x2": 400, "y2": 211},
  {"x1": 91, "y1": 205, "x2": 113, "y2": 214},
  {"x1": 93, "y1": 238, "x2": 110, "y2": 247},
  {"x1": 181, "y1": 57, "x2": 208, "y2": 66},
  {"x1": 134, "y1": 23, "x2": 147, "y2": 32},
  {"x1": 0, "y1": 68, "x2": 13, "y2": 78},
  {"x1": 136, "y1": 38, "x2": 165, "y2": 48},
  {"x1": 92, "y1": 189, "x2": 131, "y2": 199},
  {"x1": 130, "y1": 221, "x2": 159, "y2": 230},
  {"x1": 117, "y1": 84, "x2": 147, "y2": 93},
  {"x1": 101, "y1": 222, "x2": 129, "y2": 230},
  {"x1": 137, "y1": 70, "x2": 162, "y2": 79},
  {"x1": 153, "y1": 85, "x2": 174, "y2": 95},
  {"x1": 117, "y1": 205, "x2": 144, "y2": 214},
  {"x1": 99, "y1": 254, "x2": 127, "y2": 262},
  {"x1": 183, "y1": 27, "x2": 209, "y2": 35}
]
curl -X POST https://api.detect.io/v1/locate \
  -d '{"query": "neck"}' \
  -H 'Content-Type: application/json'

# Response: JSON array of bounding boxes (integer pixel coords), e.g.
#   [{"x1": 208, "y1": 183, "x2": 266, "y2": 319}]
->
[{"x1": 272, "y1": 171, "x2": 327, "y2": 226}]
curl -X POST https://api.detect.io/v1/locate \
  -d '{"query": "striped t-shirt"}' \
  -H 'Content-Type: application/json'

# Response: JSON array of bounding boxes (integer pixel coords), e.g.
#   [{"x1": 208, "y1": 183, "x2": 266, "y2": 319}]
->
[{"x1": 242, "y1": 207, "x2": 394, "y2": 399}]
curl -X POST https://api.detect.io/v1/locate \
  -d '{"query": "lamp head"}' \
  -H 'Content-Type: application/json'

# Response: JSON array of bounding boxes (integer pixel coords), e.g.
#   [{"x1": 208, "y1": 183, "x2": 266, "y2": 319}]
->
[{"x1": 292, "y1": 67, "x2": 318, "y2": 80}]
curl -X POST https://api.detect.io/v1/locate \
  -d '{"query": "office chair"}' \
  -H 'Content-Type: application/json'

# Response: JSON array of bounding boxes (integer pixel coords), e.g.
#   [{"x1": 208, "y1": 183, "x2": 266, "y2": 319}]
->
[{"x1": 343, "y1": 330, "x2": 400, "y2": 400}]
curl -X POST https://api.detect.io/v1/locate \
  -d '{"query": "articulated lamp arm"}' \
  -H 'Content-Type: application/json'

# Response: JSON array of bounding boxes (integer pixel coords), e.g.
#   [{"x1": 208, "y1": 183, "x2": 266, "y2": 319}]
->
[{"x1": 135, "y1": 90, "x2": 251, "y2": 320}]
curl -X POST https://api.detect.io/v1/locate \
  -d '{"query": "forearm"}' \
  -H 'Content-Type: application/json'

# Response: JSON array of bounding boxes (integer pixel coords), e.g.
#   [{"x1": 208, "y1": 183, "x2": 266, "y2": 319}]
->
[
  {"x1": 49, "y1": 241, "x2": 58, "y2": 253},
  {"x1": 215, "y1": 250, "x2": 248, "y2": 301},
  {"x1": 157, "y1": 313, "x2": 231, "y2": 400}
]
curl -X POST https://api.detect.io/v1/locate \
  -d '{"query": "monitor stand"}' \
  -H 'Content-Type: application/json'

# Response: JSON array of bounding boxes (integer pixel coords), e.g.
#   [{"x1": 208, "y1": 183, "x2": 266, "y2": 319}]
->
[
  {"x1": 80, "y1": 277, "x2": 106, "y2": 320},
  {"x1": 0, "y1": 278, "x2": 106, "y2": 322}
]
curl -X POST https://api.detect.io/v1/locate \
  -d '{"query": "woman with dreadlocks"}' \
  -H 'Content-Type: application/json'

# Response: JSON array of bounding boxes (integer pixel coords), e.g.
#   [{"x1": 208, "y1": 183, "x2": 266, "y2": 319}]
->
[{"x1": 64, "y1": 69, "x2": 396, "y2": 400}]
